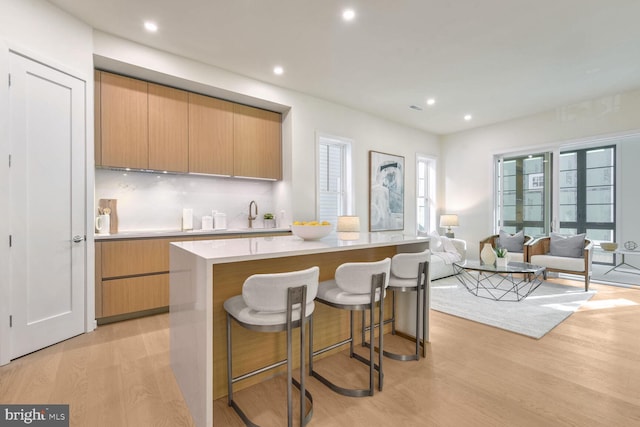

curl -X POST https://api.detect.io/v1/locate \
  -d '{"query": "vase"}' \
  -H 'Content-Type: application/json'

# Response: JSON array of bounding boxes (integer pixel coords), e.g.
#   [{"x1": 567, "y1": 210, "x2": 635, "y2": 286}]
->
[
  {"x1": 496, "y1": 256, "x2": 508, "y2": 268},
  {"x1": 480, "y1": 243, "x2": 496, "y2": 265}
]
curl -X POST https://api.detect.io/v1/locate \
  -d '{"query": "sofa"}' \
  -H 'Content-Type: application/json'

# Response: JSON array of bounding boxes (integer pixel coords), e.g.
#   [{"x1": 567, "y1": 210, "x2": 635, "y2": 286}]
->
[{"x1": 428, "y1": 233, "x2": 467, "y2": 280}]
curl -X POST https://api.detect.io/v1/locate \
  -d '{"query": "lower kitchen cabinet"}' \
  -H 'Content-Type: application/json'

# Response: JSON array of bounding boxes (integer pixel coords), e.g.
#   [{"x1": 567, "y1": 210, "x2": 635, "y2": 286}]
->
[
  {"x1": 101, "y1": 274, "x2": 169, "y2": 318},
  {"x1": 95, "y1": 231, "x2": 291, "y2": 323},
  {"x1": 96, "y1": 238, "x2": 174, "y2": 323}
]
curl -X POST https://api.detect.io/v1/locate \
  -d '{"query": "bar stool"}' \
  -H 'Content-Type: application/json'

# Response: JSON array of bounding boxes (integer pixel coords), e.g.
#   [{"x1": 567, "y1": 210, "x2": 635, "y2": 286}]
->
[
  {"x1": 363, "y1": 249, "x2": 430, "y2": 360},
  {"x1": 224, "y1": 266, "x2": 319, "y2": 427},
  {"x1": 309, "y1": 258, "x2": 390, "y2": 397}
]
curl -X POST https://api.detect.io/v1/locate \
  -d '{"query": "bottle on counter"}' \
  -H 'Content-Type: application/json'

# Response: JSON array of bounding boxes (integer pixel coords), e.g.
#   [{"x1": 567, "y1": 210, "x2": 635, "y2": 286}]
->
[{"x1": 214, "y1": 212, "x2": 227, "y2": 230}]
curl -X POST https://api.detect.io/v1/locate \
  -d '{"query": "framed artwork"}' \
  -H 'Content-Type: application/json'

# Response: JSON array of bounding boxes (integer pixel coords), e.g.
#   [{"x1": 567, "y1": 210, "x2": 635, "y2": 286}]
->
[{"x1": 369, "y1": 151, "x2": 404, "y2": 231}]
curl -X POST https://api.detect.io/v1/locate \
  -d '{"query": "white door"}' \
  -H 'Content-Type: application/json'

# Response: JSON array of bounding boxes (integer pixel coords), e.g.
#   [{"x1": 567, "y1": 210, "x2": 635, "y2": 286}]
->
[{"x1": 8, "y1": 52, "x2": 86, "y2": 359}]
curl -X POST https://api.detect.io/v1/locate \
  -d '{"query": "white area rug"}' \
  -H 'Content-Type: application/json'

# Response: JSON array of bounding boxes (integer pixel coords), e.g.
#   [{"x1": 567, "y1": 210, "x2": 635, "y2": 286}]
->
[{"x1": 430, "y1": 276, "x2": 597, "y2": 339}]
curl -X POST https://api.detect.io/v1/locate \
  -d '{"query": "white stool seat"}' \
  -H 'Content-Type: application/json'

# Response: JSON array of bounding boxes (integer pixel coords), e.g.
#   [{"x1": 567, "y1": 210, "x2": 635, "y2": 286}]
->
[
  {"x1": 224, "y1": 296, "x2": 315, "y2": 327},
  {"x1": 387, "y1": 276, "x2": 419, "y2": 288},
  {"x1": 225, "y1": 266, "x2": 319, "y2": 426},
  {"x1": 311, "y1": 258, "x2": 391, "y2": 398},
  {"x1": 364, "y1": 249, "x2": 429, "y2": 361},
  {"x1": 316, "y1": 281, "x2": 384, "y2": 306}
]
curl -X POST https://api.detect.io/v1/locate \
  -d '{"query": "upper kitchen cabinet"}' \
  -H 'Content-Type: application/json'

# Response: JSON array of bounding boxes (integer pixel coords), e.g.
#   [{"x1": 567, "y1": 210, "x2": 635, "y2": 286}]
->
[
  {"x1": 94, "y1": 70, "x2": 102, "y2": 166},
  {"x1": 233, "y1": 104, "x2": 282, "y2": 180},
  {"x1": 188, "y1": 93, "x2": 234, "y2": 176},
  {"x1": 99, "y1": 72, "x2": 149, "y2": 169},
  {"x1": 96, "y1": 71, "x2": 282, "y2": 179},
  {"x1": 148, "y1": 83, "x2": 189, "y2": 172}
]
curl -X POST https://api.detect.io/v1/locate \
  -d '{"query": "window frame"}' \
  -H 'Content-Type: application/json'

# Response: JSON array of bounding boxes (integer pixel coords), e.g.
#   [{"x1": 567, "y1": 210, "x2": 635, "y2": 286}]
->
[
  {"x1": 315, "y1": 133, "x2": 354, "y2": 224},
  {"x1": 416, "y1": 154, "x2": 436, "y2": 236}
]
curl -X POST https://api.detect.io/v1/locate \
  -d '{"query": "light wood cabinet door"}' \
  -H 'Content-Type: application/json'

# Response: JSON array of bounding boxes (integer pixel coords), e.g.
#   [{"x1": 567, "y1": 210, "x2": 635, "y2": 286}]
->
[
  {"x1": 148, "y1": 83, "x2": 189, "y2": 172},
  {"x1": 94, "y1": 70, "x2": 102, "y2": 166},
  {"x1": 100, "y1": 72, "x2": 148, "y2": 169},
  {"x1": 233, "y1": 104, "x2": 282, "y2": 180},
  {"x1": 188, "y1": 93, "x2": 234, "y2": 175},
  {"x1": 101, "y1": 238, "x2": 173, "y2": 278},
  {"x1": 102, "y1": 274, "x2": 169, "y2": 317}
]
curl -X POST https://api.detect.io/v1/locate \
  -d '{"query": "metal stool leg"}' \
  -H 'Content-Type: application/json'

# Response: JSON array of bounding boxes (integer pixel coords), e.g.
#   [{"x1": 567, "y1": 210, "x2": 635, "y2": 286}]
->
[
  {"x1": 363, "y1": 262, "x2": 428, "y2": 361},
  {"x1": 310, "y1": 273, "x2": 385, "y2": 397},
  {"x1": 227, "y1": 285, "x2": 313, "y2": 426}
]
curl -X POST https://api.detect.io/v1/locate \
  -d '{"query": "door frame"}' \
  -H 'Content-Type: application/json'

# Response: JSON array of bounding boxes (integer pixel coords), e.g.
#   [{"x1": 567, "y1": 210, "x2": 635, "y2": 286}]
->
[{"x1": 0, "y1": 41, "x2": 95, "y2": 366}]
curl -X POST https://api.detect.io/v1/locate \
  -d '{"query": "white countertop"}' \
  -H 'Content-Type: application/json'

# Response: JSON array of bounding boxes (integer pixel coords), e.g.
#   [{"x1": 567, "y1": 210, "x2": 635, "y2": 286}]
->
[
  {"x1": 171, "y1": 232, "x2": 428, "y2": 264},
  {"x1": 94, "y1": 227, "x2": 291, "y2": 240}
]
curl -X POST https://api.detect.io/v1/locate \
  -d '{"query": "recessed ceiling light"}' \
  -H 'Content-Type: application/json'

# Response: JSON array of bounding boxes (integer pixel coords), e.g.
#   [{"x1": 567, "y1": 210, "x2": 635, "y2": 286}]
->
[
  {"x1": 273, "y1": 66, "x2": 284, "y2": 75},
  {"x1": 144, "y1": 21, "x2": 158, "y2": 32},
  {"x1": 426, "y1": 98, "x2": 436, "y2": 106},
  {"x1": 342, "y1": 9, "x2": 356, "y2": 21},
  {"x1": 464, "y1": 114, "x2": 472, "y2": 121}
]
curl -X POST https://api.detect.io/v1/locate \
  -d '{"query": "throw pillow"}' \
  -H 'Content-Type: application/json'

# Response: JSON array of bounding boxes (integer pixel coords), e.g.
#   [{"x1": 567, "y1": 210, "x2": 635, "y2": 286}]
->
[
  {"x1": 549, "y1": 233, "x2": 586, "y2": 258},
  {"x1": 498, "y1": 229, "x2": 525, "y2": 253},
  {"x1": 440, "y1": 235, "x2": 458, "y2": 254},
  {"x1": 428, "y1": 230, "x2": 444, "y2": 252}
]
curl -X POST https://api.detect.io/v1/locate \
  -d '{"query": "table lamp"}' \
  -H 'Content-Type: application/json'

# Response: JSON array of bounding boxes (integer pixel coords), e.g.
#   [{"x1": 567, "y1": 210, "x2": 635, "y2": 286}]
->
[
  {"x1": 440, "y1": 214, "x2": 459, "y2": 238},
  {"x1": 337, "y1": 216, "x2": 360, "y2": 240}
]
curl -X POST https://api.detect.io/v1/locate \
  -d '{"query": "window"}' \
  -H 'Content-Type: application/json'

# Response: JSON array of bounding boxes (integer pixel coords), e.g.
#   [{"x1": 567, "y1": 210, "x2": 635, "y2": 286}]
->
[
  {"x1": 559, "y1": 146, "x2": 616, "y2": 242},
  {"x1": 416, "y1": 155, "x2": 436, "y2": 235},
  {"x1": 317, "y1": 134, "x2": 353, "y2": 225},
  {"x1": 495, "y1": 152, "x2": 552, "y2": 237},
  {"x1": 494, "y1": 145, "x2": 617, "y2": 265}
]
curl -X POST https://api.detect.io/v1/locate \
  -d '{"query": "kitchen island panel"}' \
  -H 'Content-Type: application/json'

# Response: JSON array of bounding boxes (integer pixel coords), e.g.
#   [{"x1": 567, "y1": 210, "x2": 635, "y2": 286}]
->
[
  {"x1": 211, "y1": 245, "x2": 397, "y2": 399},
  {"x1": 170, "y1": 234, "x2": 428, "y2": 427}
]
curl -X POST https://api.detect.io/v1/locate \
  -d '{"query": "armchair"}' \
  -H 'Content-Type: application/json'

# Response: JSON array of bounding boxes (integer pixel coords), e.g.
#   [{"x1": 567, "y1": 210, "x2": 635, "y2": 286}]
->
[
  {"x1": 479, "y1": 231, "x2": 533, "y2": 263},
  {"x1": 527, "y1": 235, "x2": 593, "y2": 291}
]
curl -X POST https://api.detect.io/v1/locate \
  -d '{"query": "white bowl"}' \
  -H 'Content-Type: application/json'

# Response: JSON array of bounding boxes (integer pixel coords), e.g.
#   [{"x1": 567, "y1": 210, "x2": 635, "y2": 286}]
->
[{"x1": 291, "y1": 224, "x2": 332, "y2": 240}]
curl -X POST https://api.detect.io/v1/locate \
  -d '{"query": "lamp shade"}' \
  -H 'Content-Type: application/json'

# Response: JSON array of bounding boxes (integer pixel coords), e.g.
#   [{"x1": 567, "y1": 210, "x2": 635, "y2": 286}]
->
[
  {"x1": 337, "y1": 216, "x2": 360, "y2": 232},
  {"x1": 439, "y1": 214, "x2": 459, "y2": 228}
]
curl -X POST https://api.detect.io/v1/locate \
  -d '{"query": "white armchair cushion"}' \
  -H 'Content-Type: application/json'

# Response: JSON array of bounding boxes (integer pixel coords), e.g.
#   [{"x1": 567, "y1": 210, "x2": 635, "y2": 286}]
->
[
  {"x1": 428, "y1": 231, "x2": 444, "y2": 252},
  {"x1": 507, "y1": 252, "x2": 525, "y2": 263},
  {"x1": 530, "y1": 254, "x2": 585, "y2": 272}
]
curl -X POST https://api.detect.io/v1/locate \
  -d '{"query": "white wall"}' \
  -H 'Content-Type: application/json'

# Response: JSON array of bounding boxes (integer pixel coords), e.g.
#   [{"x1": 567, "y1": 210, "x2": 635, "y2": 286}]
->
[
  {"x1": 442, "y1": 89, "x2": 640, "y2": 258},
  {"x1": 92, "y1": 31, "x2": 441, "y2": 234},
  {"x1": 0, "y1": 0, "x2": 95, "y2": 363}
]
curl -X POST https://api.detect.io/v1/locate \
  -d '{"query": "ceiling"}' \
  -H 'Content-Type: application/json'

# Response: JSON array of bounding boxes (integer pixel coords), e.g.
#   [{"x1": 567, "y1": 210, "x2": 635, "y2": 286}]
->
[{"x1": 48, "y1": 0, "x2": 640, "y2": 135}]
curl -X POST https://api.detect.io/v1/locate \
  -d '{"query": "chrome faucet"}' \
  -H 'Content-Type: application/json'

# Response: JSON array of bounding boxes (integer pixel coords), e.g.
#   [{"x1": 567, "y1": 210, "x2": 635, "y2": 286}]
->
[{"x1": 248, "y1": 200, "x2": 258, "y2": 228}]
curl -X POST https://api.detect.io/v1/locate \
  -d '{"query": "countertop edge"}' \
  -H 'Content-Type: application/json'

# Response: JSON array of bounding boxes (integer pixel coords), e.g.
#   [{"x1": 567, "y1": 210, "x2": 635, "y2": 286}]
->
[{"x1": 171, "y1": 233, "x2": 429, "y2": 264}]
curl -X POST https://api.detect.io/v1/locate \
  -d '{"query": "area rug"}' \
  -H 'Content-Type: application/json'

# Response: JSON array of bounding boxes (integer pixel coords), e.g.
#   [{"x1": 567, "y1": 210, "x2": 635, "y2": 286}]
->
[{"x1": 430, "y1": 277, "x2": 597, "y2": 339}]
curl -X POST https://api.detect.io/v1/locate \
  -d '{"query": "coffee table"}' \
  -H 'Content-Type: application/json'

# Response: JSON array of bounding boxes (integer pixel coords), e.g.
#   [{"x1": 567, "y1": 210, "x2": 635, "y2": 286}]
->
[{"x1": 452, "y1": 260, "x2": 546, "y2": 301}]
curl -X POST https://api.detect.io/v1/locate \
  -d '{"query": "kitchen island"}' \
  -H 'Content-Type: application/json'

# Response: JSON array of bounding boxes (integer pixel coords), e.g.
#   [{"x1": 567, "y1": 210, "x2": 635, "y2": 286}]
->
[{"x1": 169, "y1": 232, "x2": 428, "y2": 427}]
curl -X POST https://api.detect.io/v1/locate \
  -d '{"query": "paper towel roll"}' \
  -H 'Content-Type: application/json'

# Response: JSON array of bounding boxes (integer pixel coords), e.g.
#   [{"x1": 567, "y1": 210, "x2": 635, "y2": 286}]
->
[{"x1": 182, "y1": 208, "x2": 193, "y2": 231}]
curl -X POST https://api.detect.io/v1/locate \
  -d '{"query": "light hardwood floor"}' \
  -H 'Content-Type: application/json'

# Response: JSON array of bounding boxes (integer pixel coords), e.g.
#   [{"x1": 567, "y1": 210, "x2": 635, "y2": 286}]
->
[{"x1": 1, "y1": 279, "x2": 639, "y2": 426}]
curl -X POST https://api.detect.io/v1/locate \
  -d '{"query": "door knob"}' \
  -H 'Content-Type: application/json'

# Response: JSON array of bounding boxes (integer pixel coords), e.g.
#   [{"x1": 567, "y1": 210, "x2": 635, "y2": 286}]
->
[{"x1": 72, "y1": 235, "x2": 85, "y2": 243}]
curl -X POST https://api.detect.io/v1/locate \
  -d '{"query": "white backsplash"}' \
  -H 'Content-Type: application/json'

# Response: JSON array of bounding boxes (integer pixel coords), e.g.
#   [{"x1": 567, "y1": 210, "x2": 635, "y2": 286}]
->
[{"x1": 95, "y1": 169, "x2": 282, "y2": 232}]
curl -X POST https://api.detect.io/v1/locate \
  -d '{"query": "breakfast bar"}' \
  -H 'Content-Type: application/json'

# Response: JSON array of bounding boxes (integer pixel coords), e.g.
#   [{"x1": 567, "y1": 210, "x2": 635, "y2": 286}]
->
[{"x1": 169, "y1": 232, "x2": 428, "y2": 427}]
